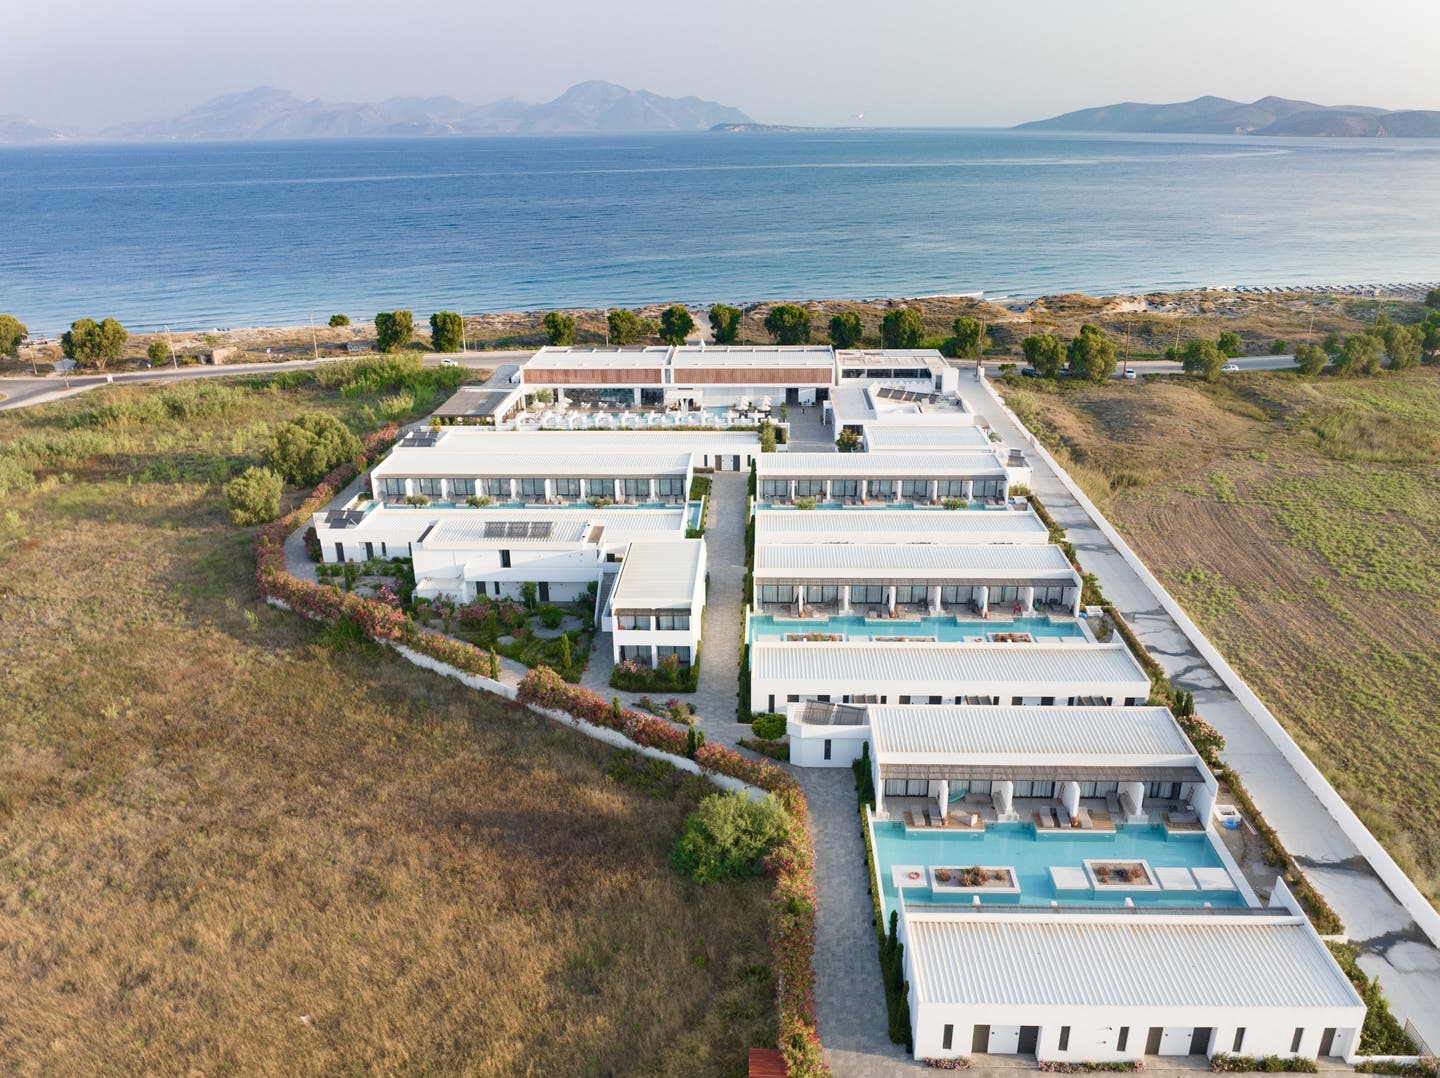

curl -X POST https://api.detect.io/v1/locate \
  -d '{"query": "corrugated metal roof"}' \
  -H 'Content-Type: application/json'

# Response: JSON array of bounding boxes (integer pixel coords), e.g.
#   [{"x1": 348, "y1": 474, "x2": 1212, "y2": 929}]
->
[
  {"x1": 868, "y1": 706, "x2": 1192, "y2": 761},
  {"x1": 864, "y1": 425, "x2": 992, "y2": 449},
  {"x1": 337, "y1": 506, "x2": 687, "y2": 542},
  {"x1": 372, "y1": 449, "x2": 692, "y2": 478},
  {"x1": 906, "y1": 915, "x2": 1362, "y2": 1009},
  {"x1": 610, "y1": 540, "x2": 704, "y2": 608},
  {"x1": 757, "y1": 451, "x2": 1005, "y2": 478},
  {"x1": 751, "y1": 642, "x2": 1149, "y2": 688},
  {"x1": 753, "y1": 543, "x2": 1076, "y2": 580},
  {"x1": 754, "y1": 510, "x2": 1049, "y2": 544}
]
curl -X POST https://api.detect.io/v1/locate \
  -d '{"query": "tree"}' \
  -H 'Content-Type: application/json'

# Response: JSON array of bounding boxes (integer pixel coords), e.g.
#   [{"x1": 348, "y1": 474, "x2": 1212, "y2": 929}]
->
[
  {"x1": 1335, "y1": 333, "x2": 1383, "y2": 376},
  {"x1": 146, "y1": 340, "x2": 169, "y2": 366},
  {"x1": 829, "y1": 311, "x2": 863, "y2": 349},
  {"x1": 328, "y1": 313, "x2": 350, "y2": 327},
  {"x1": 1271, "y1": 338, "x2": 1287, "y2": 355},
  {"x1": 263, "y1": 413, "x2": 362, "y2": 485},
  {"x1": 1067, "y1": 324, "x2": 1116, "y2": 383},
  {"x1": 708, "y1": 304, "x2": 741, "y2": 344},
  {"x1": 1421, "y1": 314, "x2": 1440, "y2": 361},
  {"x1": 224, "y1": 466, "x2": 283, "y2": 526},
  {"x1": 659, "y1": 304, "x2": 695, "y2": 345},
  {"x1": 879, "y1": 307, "x2": 924, "y2": 349},
  {"x1": 541, "y1": 311, "x2": 575, "y2": 346},
  {"x1": 429, "y1": 311, "x2": 464, "y2": 352},
  {"x1": 1380, "y1": 323, "x2": 1421, "y2": 371},
  {"x1": 669, "y1": 791, "x2": 789, "y2": 884},
  {"x1": 61, "y1": 317, "x2": 128, "y2": 370},
  {"x1": 1322, "y1": 333, "x2": 1343, "y2": 356},
  {"x1": 0, "y1": 314, "x2": 26, "y2": 358},
  {"x1": 374, "y1": 310, "x2": 413, "y2": 353},
  {"x1": 1218, "y1": 331, "x2": 1243, "y2": 357},
  {"x1": 759, "y1": 421, "x2": 777, "y2": 453},
  {"x1": 1179, "y1": 338, "x2": 1226, "y2": 382},
  {"x1": 1294, "y1": 343, "x2": 1328, "y2": 378},
  {"x1": 951, "y1": 316, "x2": 984, "y2": 358},
  {"x1": 835, "y1": 428, "x2": 861, "y2": 452},
  {"x1": 764, "y1": 304, "x2": 811, "y2": 345},
  {"x1": 1425, "y1": 288, "x2": 1440, "y2": 310},
  {"x1": 1021, "y1": 333, "x2": 1066, "y2": 378},
  {"x1": 607, "y1": 308, "x2": 644, "y2": 345}
]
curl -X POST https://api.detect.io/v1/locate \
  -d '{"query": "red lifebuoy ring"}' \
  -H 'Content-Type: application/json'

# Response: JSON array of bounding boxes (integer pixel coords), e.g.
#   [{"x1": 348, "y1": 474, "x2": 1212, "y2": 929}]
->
[{"x1": 907, "y1": 870, "x2": 921, "y2": 881}]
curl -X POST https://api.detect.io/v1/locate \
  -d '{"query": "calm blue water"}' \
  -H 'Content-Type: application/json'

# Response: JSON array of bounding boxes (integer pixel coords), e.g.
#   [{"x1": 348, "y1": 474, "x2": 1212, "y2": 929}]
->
[
  {"x1": 748, "y1": 613, "x2": 1081, "y2": 644},
  {"x1": 872, "y1": 820, "x2": 1242, "y2": 915},
  {"x1": 3, "y1": 130, "x2": 1439, "y2": 334}
]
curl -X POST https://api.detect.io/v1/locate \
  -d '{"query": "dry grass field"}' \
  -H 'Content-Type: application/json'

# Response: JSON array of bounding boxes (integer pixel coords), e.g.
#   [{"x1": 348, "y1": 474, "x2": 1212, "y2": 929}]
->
[
  {"x1": 1000, "y1": 368, "x2": 1440, "y2": 903},
  {"x1": 0, "y1": 376, "x2": 773, "y2": 1076}
]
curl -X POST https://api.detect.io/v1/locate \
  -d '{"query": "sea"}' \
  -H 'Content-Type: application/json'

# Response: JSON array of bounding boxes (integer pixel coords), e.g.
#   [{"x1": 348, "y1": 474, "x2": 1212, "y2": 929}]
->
[{"x1": 2, "y1": 129, "x2": 1439, "y2": 335}]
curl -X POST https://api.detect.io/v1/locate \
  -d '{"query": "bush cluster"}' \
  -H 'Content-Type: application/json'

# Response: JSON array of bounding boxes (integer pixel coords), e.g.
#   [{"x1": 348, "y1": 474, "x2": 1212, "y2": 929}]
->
[
  {"x1": 1210, "y1": 1055, "x2": 1318, "y2": 1073},
  {"x1": 670, "y1": 791, "x2": 789, "y2": 883}
]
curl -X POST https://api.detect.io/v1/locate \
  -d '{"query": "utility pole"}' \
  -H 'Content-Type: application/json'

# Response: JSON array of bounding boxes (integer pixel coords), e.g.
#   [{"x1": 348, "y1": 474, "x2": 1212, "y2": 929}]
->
[
  {"x1": 308, "y1": 315, "x2": 320, "y2": 362},
  {"x1": 1122, "y1": 320, "x2": 1132, "y2": 377},
  {"x1": 165, "y1": 325, "x2": 178, "y2": 369}
]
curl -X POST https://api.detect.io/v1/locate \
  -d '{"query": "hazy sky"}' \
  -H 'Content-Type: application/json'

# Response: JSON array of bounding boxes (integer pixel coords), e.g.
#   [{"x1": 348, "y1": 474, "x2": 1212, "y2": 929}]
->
[{"x1": 8, "y1": 0, "x2": 1440, "y2": 130}]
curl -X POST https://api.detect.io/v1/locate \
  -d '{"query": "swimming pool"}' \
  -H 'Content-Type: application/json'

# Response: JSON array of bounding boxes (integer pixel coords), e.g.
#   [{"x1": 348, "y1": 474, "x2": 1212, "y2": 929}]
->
[
  {"x1": 748, "y1": 614, "x2": 1083, "y2": 644},
  {"x1": 870, "y1": 819, "x2": 1244, "y2": 916}
]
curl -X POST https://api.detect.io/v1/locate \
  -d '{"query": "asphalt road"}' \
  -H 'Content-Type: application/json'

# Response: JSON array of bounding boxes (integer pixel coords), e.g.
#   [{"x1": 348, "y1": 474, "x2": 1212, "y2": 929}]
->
[
  {"x1": 1118, "y1": 354, "x2": 1298, "y2": 377},
  {"x1": 0, "y1": 350, "x2": 529, "y2": 412}
]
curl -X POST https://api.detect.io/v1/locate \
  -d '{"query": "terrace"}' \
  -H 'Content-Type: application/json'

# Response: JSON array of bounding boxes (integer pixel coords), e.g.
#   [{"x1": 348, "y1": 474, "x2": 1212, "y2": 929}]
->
[{"x1": 748, "y1": 612, "x2": 1087, "y2": 646}]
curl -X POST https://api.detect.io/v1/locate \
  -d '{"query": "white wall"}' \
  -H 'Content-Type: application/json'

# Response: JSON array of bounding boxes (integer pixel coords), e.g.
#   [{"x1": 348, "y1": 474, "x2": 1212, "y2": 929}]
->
[
  {"x1": 751, "y1": 673, "x2": 1151, "y2": 715},
  {"x1": 786, "y1": 721, "x2": 869, "y2": 767}
]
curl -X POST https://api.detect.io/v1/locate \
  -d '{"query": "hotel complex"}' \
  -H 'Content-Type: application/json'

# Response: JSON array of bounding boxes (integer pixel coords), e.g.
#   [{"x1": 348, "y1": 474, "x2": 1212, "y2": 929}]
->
[{"x1": 316, "y1": 344, "x2": 1365, "y2": 1066}]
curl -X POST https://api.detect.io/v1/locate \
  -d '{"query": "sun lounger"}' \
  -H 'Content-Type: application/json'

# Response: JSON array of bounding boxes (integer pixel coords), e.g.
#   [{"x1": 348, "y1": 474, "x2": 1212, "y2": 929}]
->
[
  {"x1": 1034, "y1": 808, "x2": 1056, "y2": 830},
  {"x1": 1167, "y1": 810, "x2": 1199, "y2": 825},
  {"x1": 1077, "y1": 807, "x2": 1094, "y2": 830},
  {"x1": 924, "y1": 809, "x2": 937, "y2": 828}
]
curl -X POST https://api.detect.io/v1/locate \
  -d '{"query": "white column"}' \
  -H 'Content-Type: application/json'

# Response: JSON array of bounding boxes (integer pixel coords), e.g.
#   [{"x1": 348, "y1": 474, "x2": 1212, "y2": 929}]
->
[
  {"x1": 993, "y1": 780, "x2": 1014, "y2": 818},
  {"x1": 796, "y1": 584, "x2": 806, "y2": 615},
  {"x1": 632, "y1": 388, "x2": 642, "y2": 405},
  {"x1": 1119, "y1": 781, "x2": 1146, "y2": 821},
  {"x1": 928, "y1": 585, "x2": 941, "y2": 614},
  {"x1": 840, "y1": 586, "x2": 851, "y2": 614},
  {"x1": 977, "y1": 585, "x2": 989, "y2": 615},
  {"x1": 650, "y1": 644, "x2": 658, "y2": 668},
  {"x1": 886, "y1": 586, "x2": 896, "y2": 614},
  {"x1": 1060, "y1": 781, "x2": 1081, "y2": 822},
  {"x1": 926, "y1": 479, "x2": 938, "y2": 502},
  {"x1": 875, "y1": 766, "x2": 886, "y2": 817},
  {"x1": 788, "y1": 480, "x2": 796, "y2": 502},
  {"x1": 1021, "y1": 585, "x2": 1035, "y2": 613},
  {"x1": 962, "y1": 479, "x2": 973, "y2": 500},
  {"x1": 1071, "y1": 586, "x2": 1082, "y2": 616},
  {"x1": 936, "y1": 780, "x2": 949, "y2": 820}
]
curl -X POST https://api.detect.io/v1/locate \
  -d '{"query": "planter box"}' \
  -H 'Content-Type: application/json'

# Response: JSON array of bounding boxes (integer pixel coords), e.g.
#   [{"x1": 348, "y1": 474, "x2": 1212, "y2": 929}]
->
[
  {"x1": 930, "y1": 866, "x2": 1020, "y2": 893},
  {"x1": 1084, "y1": 858, "x2": 1160, "y2": 891}
]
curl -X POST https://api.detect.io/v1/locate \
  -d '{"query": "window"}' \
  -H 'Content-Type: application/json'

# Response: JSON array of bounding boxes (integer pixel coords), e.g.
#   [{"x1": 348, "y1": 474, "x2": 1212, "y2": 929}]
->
[
  {"x1": 941, "y1": 585, "x2": 975, "y2": 605},
  {"x1": 868, "y1": 480, "x2": 896, "y2": 499},
  {"x1": 1058, "y1": 1027, "x2": 1070, "y2": 1052},
  {"x1": 1232, "y1": 1029, "x2": 1246, "y2": 1053},
  {"x1": 414, "y1": 477, "x2": 443, "y2": 497},
  {"x1": 500, "y1": 550, "x2": 511, "y2": 568},
  {"x1": 377, "y1": 477, "x2": 407, "y2": 498},
  {"x1": 942, "y1": 1025, "x2": 954, "y2": 1051},
  {"x1": 760, "y1": 584, "x2": 796, "y2": 604},
  {"x1": 808, "y1": 585, "x2": 839, "y2": 605},
  {"x1": 760, "y1": 479, "x2": 789, "y2": 499},
  {"x1": 1117, "y1": 1028, "x2": 1129, "y2": 1052},
  {"x1": 587, "y1": 478, "x2": 615, "y2": 498},
  {"x1": 823, "y1": 739, "x2": 832, "y2": 761},
  {"x1": 656, "y1": 645, "x2": 690, "y2": 666},
  {"x1": 936, "y1": 479, "x2": 968, "y2": 498},
  {"x1": 974, "y1": 478, "x2": 1005, "y2": 499},
  {"x1": 517, "y1": 478, "x2": 545, "y2": 499},
  {"x1": 831, "y1": 479, "x2": 858, "y2": 498},
  {"x1": 654, "y1": 476, "x2": 683, "y2": 498},
  {"x1": 849, "y1": 584, "x2": 884, "y2": 606},
  {"x1": 655, "y1": 612, "x2": 690, "y2": 630},
  {"x1": 449, "y1": 478, "x2": 476, "y2": 497},
  {"x1": 1291, "y1": 1029, "x2": 1303, "y2": 1054},
  {"x1": 1041, "y1": 696, "x2": 1055, "y2": 706},
  {"x1": 484, "y1": 477, "x2": 511, "y2": 497},
  {"x1": 622, "y1": 478, "x2": 649, "y2": 496},
  {"x1": 617, "y1": 613, "x2": 649, "y2": 630},
  {"x1": 554, "y1": 478, "x2": 581, "y2": 498},
  {"x1": 900, "y1": 479, "x2": 928, "y2": 499},
  {"x1": 1147, "y1": 781, "x2": 1182, "y2": 800},
  {"x1": 794, "y1": 479, "x2": 825, "y2": 497},
  {"x1": 894, "y1": 584, "x2": 927, "y2": 605},
  {"x1": 883, "y1": 779, "x2": 929, "y2": 797}
]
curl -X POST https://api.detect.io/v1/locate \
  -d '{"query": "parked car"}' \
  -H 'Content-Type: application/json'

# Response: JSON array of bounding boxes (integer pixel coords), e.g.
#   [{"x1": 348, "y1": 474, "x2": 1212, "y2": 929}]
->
[
  {"x1": 1020, "y1": 367, "x2": 1042, "y2": 378},
  {"x1": 1122, "y1": 369, "x2": 1138, "y2": 380},
  {"x1": 440, "y1": 357, "x2": 460, "y2": 367},
  {"x1": 1221, "y1": 363, "x2": 1240, "y2": 372}
]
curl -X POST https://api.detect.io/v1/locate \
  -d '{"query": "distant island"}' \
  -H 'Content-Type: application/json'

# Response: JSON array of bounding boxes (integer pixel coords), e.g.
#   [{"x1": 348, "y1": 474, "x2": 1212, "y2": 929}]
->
[
  {"x1": 0, "y1": 81, "x2": 753, "y2": 144},
  {"x1": 1017, "y1": 95, "x2": 1440, "y2": 137}
]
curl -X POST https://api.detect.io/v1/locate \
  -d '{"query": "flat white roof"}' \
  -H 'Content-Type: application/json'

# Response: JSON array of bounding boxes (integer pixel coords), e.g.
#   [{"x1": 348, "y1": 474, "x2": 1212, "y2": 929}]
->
[
  {"x1": 756, "y1": 451, "x2": 1005, "y2": 479},
  {"x1": 868, "y1": 706, "x2": 1194, "y2": 764},
  {"x1": 372, "y1": 448, "x2": 692, "y2": 478},
  {"x1": 751, "y1": 642, "x2": 1149, "y2": 689},
  {"x1": 670, "y1": 345, "x2": 835, "y2": 369},
  {"x1": 609, "y1": 540, "x2": 705, "y2": 609},
  {"x1": 525, "y1": 346, "x2": 670, "y2": 371},
  {"x1": 905, "y1": 913, "x2": 1362, "y2": 1010},
  {"x1": 753, "y1": 543, "x2": 1078, "y2": 581},
  {"x1": 430, "y1": 429, "x2": 760, "y2": 450},
  {"x1": 863, "y1": 425, "x2": 992, "y2": 450},
  {"x1": 351, "y1": 506, "x2": 687, "y2": 544},
  {"x1": 753, "y1": 509, "x2": 1049, "y2": 545}
]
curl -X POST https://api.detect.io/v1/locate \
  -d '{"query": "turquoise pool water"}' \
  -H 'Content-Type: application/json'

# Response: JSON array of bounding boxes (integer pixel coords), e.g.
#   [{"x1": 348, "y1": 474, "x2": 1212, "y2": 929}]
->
[
  {"x1": 872, "y1": 820, "x2": 1243, "y2": 915},
  {"x1": 748, "y1": 614, "x2": 1082, "y2": 644},
  {"x1": 756, "y1": 502, "x2": 1013, "y2": 511}
]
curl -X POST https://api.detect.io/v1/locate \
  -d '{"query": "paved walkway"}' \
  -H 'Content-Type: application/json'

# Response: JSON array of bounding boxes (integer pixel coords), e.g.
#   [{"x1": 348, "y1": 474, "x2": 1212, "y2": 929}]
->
[{"x1": 972, "y1": 370, "x2": 1440, "y2": 1049}]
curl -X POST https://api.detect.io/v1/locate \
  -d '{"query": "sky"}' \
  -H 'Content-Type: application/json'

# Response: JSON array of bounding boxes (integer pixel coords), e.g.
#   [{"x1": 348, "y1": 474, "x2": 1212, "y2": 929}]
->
[{"x1": 7, "y1": 0, "x2": 1440, "y2": 131}]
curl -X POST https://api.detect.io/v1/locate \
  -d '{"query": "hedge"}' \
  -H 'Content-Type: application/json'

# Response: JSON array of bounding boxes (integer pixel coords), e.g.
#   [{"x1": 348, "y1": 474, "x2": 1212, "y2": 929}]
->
[{"x1": 253, "y1": 432, "x2": 828, "y2": 1076}]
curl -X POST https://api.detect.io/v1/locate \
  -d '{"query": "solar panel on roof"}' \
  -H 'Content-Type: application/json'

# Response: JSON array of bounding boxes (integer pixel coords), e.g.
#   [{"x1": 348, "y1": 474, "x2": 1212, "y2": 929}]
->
[
  {"x1": 481, "y1": 520, "x2": 554, "y2": 540},
  {"x1": 401, "y1": 430, "x2": 441, "y2": 447}
]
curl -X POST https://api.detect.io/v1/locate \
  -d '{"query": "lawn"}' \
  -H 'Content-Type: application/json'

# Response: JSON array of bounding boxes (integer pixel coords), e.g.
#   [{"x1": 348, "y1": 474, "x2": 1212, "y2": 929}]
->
[
  {"x1": 999, "y1": 369, "x2": 1440, "y2": 904},
  {"x1": 0, "y1": 372, "x2": 774, "y2": 1075}
]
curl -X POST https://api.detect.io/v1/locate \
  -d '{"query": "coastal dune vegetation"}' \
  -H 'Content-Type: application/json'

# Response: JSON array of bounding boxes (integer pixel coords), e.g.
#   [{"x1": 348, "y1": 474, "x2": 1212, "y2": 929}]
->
[{"x1": 0, "y1": 367, "x2": 775, "y2": 1074}]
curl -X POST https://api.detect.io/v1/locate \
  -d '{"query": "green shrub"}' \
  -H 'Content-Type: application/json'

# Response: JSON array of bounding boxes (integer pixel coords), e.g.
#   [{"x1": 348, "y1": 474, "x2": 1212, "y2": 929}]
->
[
  {"x1": 328, "y1": 313, "x2": 350, "y2": 327},
  {"x1": 669, "y1": 792, "x2": 788, "y2": 883},
  {"x1": 539, "y1": 605, "x2": 565, "y2": 630},
  {"x1": 430, "y1": 311, "x2": 464, "y2": 352},
  {"x1": 224, "y1": 466, "x2": 283, "y2": 526},
  {"x1": 1271, "y1": 338, "x2": 1287, "y2": 354},
  {"x1": 1210, "y1": 1055, "x2": 1317, "y2": 1073},
  {"x1": 751, "y1": 713, "x2": 787, "y2": 740},
  {"x1": 263, "y1": 413, "x2": 362, "y2": 484},
  {"x1": 374, "y1": 310, "x2": 414, "y2": 352}
]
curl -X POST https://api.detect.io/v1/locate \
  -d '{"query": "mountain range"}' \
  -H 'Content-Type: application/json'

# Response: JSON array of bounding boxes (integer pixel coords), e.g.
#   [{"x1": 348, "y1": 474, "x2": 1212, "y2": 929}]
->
[
  {"x1": 1017, "y1": 95, "x2": 1440, "y2": 137},
  {"x1": 0, "y1": 81, "x2": 753, "y2": 143}
]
